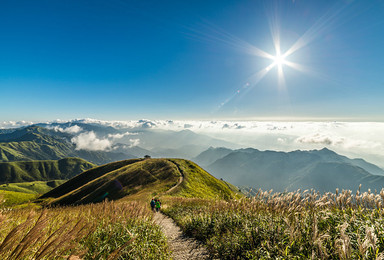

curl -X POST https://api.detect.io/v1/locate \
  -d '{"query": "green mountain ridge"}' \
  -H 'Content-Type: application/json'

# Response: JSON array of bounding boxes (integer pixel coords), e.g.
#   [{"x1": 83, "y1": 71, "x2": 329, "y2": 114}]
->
[
  {"x1": 0, "y1": 158, "x2": 96, "y2": 184},
  {"x1": 41, "y1": 158, "x2": 241, "y2": 206}
]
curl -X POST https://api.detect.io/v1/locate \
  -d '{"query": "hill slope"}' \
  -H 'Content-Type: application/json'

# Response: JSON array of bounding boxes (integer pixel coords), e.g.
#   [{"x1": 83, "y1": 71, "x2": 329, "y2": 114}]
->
[
  {"x1": 0, "y1": 158, "x2": 96, "y2": 184},
  {"x1": 0, "y1": 180, "x2": 67, "y2": 194},
  {"x1": 41, "y1": 158, "x2": 240, "y2": 205}
]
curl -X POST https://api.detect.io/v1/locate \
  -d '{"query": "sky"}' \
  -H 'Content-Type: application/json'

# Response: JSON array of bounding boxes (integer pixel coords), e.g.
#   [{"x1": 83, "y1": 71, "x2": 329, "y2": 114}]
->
[{"x1": 1, "y1": 0, "x2": 384, "y2": 121}]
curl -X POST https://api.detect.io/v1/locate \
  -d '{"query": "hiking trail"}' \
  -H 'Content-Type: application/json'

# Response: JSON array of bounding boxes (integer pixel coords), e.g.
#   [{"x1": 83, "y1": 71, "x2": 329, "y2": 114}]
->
[
  {"x1": 165, "y1": 160, "x2": 184, "y2": 194},
  {"x1": 153, "y1": 160, "x2": 209, "y2": 259},
  {"x1": 153, "y1": 213, "x2": 209, "y2": 260}
]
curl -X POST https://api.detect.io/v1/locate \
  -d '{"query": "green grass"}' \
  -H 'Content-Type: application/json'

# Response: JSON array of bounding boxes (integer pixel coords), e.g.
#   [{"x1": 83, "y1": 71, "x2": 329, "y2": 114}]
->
[
  {"x1": 0, "y1": 180, "x2": 66, "y2": 194},
  {"x1": 82, "y1": 217, "x2": 169, "y2": 259},
  {"x1": 169, "y1": 159, "x2": 242, "y2": 200},
  {"x1": 0, "y1": 190, "x2": 37, "y2": 207}
]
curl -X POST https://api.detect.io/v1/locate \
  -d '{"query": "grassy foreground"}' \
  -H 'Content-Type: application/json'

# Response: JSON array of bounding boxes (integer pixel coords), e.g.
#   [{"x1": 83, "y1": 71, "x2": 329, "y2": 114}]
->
[
  {"x1": 163, "y1": 189, "x2": 384, "y2": 259},
  {"x1": 0, "y1": 199, "x2": 170, "y2": 259}
]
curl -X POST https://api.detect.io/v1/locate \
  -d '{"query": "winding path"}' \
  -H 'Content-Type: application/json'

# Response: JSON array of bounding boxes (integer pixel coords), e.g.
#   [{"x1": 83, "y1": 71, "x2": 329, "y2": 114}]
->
[
  {"x1": 153, "y1": 213, "x2": 209, "y2": 260},
  {"x1": 153, "y1": 160, "x2": 209, "y2": 259},
  {"x1": 165, "y1": 160, "x2": 184, "y2": 194}
]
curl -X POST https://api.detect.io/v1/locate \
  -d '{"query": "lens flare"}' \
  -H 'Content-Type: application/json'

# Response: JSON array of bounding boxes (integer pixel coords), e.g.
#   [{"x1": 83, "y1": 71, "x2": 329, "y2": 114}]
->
[{"x1": 273, "y1": 54, "x2": 286, "y2": 67}]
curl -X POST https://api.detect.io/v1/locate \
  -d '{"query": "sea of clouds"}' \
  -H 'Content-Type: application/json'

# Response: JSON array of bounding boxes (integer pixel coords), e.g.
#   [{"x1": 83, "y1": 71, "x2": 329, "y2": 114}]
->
[{"x1": 1, "y1": 119, "x2": 384, "y2": 167}]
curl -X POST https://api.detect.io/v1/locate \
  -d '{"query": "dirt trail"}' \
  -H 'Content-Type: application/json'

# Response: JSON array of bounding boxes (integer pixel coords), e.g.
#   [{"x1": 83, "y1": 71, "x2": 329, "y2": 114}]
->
[
  {"x1": 153, "y1": 160, "x2": 209, "y2": 259},
  {"x1": 165, "y1": 160, "x2": 184, "y2": 194},
  {"x1": 153, "y1": 213, "x2": 209, "y2": 260}
]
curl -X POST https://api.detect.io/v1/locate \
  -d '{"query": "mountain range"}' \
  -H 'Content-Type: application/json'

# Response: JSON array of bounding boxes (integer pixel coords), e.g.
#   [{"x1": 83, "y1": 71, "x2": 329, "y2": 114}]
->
[
  {"x1": 3, "y1": 121, "x2": 384, "y2": 194},
  {"x1": 0, "y1": 122, "x2": 237, "y2": 164},
  {"x1": 0, "y1": 125, "x2": 135, "y2": 164},
  {"x1": 194, "y1": 147, "x2": 384, "y2": 193}
]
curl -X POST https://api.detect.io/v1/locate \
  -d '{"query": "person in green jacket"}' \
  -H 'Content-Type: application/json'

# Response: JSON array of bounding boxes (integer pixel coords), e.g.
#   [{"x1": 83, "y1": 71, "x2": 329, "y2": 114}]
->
[{"x1": 155, "y1": 199, "x2": 161, "y2": 212}]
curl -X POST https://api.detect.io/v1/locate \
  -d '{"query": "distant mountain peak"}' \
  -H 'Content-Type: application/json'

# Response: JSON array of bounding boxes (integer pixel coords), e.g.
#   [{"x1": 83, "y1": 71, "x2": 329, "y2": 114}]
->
[{"x1": 318, "y1": 147, "x2": 334, "y2": 153}]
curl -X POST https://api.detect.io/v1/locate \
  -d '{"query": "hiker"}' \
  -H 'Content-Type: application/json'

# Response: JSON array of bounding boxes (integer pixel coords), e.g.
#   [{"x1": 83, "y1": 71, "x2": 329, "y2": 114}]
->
[
  {"x1": 150, "y1": 198, "x2": 156, "y2": 212},
  {"x1": 155, "y1": 199, "x2": 161, "y2": 212}
]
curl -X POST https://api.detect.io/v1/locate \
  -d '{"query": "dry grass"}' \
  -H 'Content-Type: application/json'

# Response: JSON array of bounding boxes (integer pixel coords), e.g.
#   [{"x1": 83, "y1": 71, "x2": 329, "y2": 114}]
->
[
  {"x1": 163, "y1": 188, "x2": 384, "y2": 259},
  {"x1": 0, "y1": 199, "x2": 170, "y2": 259}
]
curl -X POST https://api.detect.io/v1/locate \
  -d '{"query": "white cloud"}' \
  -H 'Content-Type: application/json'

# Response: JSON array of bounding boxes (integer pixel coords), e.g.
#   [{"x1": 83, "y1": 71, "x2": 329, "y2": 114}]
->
[
  {"x1": 71, "y1": 131, "x2": 112, "y2": 151},
  {"x1": 53, "y1": 125, "x2": 83, "y2": 134},
  {"x1": 296, "y1": 133, "x2": 345, "y2": 146},
  {"x1": 129, "y1": 138, "x2": 140, "y2": 147},
  {"x1": 107, "y1": 131, "x2": 137, "y2": 140},
  {"x1": 0, "y1": 120, "x2": 34, "y2": 129},
  {"x1": 70, "y1": 130, "x2": 140, "y2": 151}
]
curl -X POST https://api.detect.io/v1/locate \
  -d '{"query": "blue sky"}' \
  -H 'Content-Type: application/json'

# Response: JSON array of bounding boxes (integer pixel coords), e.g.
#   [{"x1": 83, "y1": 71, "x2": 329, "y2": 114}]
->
[{"x1": 1, "y1": 0, "x2": 384, "y2": 121}]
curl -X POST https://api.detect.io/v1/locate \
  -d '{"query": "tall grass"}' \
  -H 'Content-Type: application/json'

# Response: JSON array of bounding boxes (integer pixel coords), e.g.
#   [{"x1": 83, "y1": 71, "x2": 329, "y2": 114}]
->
[
  {"x1": 0, "y1": 199, "x2": 170, "y2": 259},
  {"x1": 163, "y1": 188, "x2": 384, "y2": 259}
]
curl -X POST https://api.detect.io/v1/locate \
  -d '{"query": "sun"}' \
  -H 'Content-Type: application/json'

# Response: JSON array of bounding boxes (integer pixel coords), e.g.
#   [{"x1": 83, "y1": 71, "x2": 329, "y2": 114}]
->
[{"x1": 273, "y1": 54, "x2": 286, "y2": 67}]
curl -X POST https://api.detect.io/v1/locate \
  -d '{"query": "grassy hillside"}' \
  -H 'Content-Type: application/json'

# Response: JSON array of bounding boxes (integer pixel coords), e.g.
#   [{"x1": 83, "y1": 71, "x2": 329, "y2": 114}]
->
[
  {"x1": 0, "y1": 140, "x2": 72, "y2": 162},
  {"x1": 168, "y1": 159, "x2": 241, "y2": 200},
  {"x1": 42, "y1": 158, "x2": 241, "y2": 206},
  {"x1": 0, "y1": 180, "x2": 66, "y2": 194},
  {"x1": 0, "y1": 158, "x2": 96, "y2": 184},
  {"x1": 0, "y1": 190, "x2": 37, "y2": 207}
]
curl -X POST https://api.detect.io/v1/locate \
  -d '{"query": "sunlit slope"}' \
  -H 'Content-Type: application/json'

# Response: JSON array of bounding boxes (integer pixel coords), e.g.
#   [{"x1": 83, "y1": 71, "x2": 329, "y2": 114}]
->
[
  {"x1": 0, "y1": 180, "x2": 66, "y2": 194},
  {"x1": 41, "y1": 158, "x2": 241, "y2": 206},
  {"x1": 0, "y1": 158, "x2": 96, "y2": 184},
  {"x1": 0, "y1": 190, "x2": 37, "y2": 207},
  {"x1": 167, "y1": 159, "x2": 240, "y2": 200}
]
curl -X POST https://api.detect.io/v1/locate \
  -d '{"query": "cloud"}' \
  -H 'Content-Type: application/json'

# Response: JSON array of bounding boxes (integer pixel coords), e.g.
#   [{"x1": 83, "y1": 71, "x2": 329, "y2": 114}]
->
[
  {"x1": 0, "y1": 121, "x2": 33, "y2": 129},
  {"x1": 53, "y1": 125, "x2": 83, "y2": 134},
  {"x1": 71, "y1": 131, "x2": 112, "y2": 151},
  {"x1": 129, "y1": 138, "x2": 140, "y2": 147},
  {"x1": 107, "y1": 132, "x2": 137, "y2": 140},
  {"x1": 71, "y1": 130, "x2": 140, "y2": 151},
  {"x1": 296, "y1": 133, "x2": 345, "y2": 146}
]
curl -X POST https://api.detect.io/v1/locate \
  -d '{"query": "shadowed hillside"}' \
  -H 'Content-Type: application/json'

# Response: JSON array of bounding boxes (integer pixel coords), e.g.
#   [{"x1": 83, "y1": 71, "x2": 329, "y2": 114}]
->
[
  {"x1": 0, "y1": 158, "x2": 96, "y2": 184},
  {"x1": 41, "y1": 158, "x2": 241, "y2": 205}
]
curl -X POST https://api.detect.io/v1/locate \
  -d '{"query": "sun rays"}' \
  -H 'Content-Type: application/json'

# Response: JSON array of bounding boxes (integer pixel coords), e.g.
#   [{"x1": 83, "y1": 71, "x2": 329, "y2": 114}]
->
[{"x1": 210, "y1": 2, "x2": 350, "y2": 113}]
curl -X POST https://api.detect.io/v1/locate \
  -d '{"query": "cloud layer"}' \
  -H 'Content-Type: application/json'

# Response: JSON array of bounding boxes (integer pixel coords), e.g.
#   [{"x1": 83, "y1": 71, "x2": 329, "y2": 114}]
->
[{"x1": 2, "y1": 118, "x2": 384, "y2": 167}]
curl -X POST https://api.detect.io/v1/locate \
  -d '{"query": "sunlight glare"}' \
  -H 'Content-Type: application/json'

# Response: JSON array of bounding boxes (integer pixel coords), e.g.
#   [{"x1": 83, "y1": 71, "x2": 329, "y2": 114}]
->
[{"x1": 273, "y1": 54, "x2": 286, "y2": 67}]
